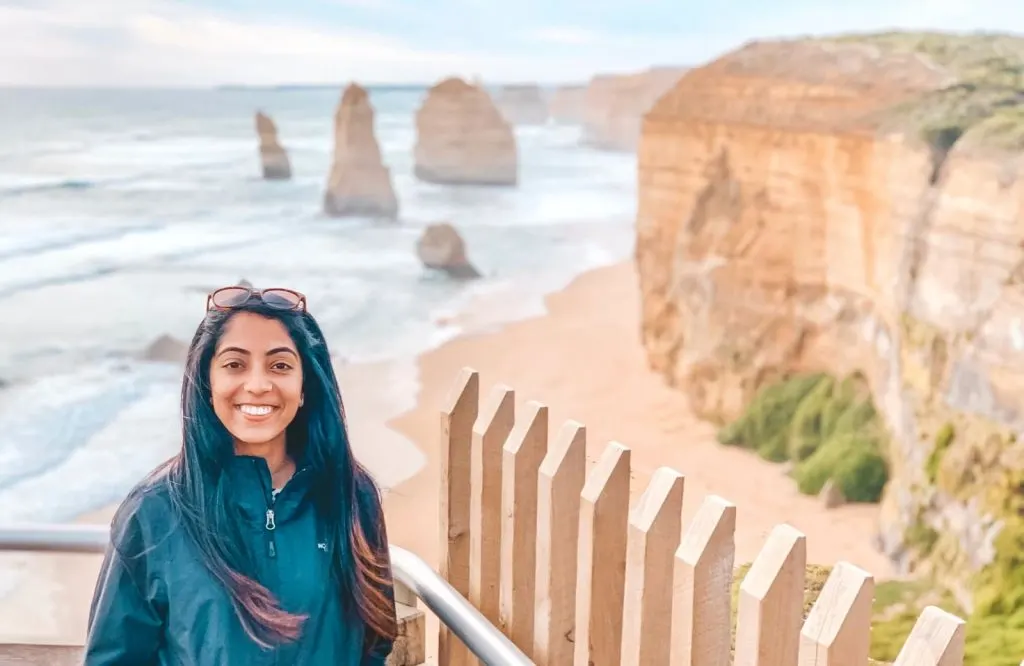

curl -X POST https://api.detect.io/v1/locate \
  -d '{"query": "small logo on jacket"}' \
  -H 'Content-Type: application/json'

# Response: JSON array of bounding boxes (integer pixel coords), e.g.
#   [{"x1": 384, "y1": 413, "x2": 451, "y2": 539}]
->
[{"x1": 317, "y1": 542, "x2": 328, "y2": 552}]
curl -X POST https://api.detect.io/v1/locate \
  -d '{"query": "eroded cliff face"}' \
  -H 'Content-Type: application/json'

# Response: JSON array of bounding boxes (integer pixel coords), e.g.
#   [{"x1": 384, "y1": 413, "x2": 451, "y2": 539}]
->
[
  {"x1": 635, "y1": 34, "x2": 1024, "y2": 605},
  {"x1": 582, "y1": 67, "x2": 687, "y2": 151}
]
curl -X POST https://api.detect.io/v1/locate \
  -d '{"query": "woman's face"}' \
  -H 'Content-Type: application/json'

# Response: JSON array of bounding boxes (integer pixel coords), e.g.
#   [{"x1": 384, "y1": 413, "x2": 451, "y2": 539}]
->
[{"x1": 209, "y1": 312, "x2": 304, "y2": 449}]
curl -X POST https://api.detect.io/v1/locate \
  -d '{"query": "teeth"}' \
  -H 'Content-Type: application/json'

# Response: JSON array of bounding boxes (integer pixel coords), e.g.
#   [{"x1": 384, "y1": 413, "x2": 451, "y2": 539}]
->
[{"x1": 239, "y1": 405, "x2": 274, "y2": 416}]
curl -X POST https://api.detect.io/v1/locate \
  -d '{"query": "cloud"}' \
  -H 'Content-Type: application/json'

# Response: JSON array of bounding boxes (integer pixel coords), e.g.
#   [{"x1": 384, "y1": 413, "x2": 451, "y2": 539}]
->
[
  {"x1": 0, "y1": 0, "x2": 538, "y2": 86},
  {"x1": 1, "y1": 0, "x2": 1023, "y2": 87}
]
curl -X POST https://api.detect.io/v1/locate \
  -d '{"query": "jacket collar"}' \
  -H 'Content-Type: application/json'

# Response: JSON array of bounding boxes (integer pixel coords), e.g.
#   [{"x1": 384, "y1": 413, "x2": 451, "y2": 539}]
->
[{"x1": 224, "y1": 454, "x2": 314, "y2": 525}]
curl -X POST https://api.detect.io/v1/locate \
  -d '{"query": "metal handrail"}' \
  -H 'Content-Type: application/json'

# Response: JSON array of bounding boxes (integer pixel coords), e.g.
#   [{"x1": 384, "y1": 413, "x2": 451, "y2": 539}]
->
[{"x1": 0, "y1": 524, "x2": 532, "y2": 666}]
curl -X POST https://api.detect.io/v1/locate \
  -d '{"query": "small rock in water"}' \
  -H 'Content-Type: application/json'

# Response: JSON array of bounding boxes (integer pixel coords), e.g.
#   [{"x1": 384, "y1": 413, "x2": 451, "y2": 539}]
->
[
  {"x1": 416, "y1": 223, "x2": 482, "y2": 279},
  {"x1": 236, "y1": 278, "x2": 253, "y2": 289},
  {"x1": 142, "y1": 334, "x2": 189, "y2": 364},
  {"x1": 819, "y1": 479, "x2": 846, "y2": 509}
]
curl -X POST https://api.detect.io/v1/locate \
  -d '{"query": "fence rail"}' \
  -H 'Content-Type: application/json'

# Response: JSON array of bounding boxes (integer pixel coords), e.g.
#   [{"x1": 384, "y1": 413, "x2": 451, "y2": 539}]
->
[{"x1": 437, "y1": 367, "x2": 968, "y2": 666}]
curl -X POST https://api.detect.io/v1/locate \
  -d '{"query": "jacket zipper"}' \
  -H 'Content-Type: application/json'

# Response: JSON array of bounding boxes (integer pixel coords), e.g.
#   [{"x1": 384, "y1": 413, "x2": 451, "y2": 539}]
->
[
  {"x1": 265, "y1": 500, "x2": 277, "y2": 558},
  {"x1": 256, "y1": 460, "x2": 278, "y2": 559}
]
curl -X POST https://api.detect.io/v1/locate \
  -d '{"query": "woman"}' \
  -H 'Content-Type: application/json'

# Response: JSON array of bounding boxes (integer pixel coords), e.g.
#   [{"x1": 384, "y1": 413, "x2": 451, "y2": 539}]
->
[{"x1": 84, "y1": 285, "x2": 398, "y2": 665}]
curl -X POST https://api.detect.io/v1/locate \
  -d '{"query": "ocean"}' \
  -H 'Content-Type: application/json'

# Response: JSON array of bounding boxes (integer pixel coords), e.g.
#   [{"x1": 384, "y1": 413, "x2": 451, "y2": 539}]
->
[{"x1": 0, "y1": 86, "x2": 637, "y2": 527}]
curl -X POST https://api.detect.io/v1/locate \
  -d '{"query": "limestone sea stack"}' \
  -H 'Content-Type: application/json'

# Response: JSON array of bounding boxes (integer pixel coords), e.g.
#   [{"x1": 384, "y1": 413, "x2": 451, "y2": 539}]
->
[
  {"x1": 416, "y1": 222, "x2": 481, "y2": 279},
  {"x1": 255, "y1": 111, "x2": 291, "y2": 180},
  {"x1": 414, "y1": 78, "x2": 518, "y2": 186},
  {"x1": 495, "y1": 84, "x2": 549, "y2": 125},
  {"x1": 323, "y1": 83, "x2": 399, "y2": 219}
]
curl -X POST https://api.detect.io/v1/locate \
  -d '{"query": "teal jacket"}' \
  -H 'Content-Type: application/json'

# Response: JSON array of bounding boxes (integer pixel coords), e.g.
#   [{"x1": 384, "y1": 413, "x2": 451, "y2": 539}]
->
[{"x1": 83, "y1": 456, "x2": 396, "y2": 666}]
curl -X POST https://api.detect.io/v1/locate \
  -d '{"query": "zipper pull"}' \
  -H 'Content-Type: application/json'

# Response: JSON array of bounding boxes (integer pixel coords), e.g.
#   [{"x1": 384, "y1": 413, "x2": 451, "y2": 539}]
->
[{"x1": 265, "y1": 508, "x2": 276, "y2": 531}]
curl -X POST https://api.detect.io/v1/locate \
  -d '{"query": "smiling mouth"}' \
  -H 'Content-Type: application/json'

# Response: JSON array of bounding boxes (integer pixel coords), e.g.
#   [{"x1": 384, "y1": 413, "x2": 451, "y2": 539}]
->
[{"x1": 236, "y1": 404, "x2": 278, "y2": 417}]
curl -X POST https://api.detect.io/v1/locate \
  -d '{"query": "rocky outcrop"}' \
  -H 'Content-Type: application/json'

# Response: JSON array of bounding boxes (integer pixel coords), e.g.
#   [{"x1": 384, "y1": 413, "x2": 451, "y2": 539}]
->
[
  {"x1": 495, "y1": 84, "x2": 548, "y2": 125},
  {"x1": 141, "y1": 334, "x2": 188, "y2": 364},
  {"x1": 548, "y1": 85, "x2": 587, "y2": 124},
  {"x1": 635, "y1": 32, "x2": 1024, "y2": 607},
  {"x1": 255, "y1": 111, "x2": 291, "y2": 180},
  {"x1": 324, "y1": 83, "x2": 399, "y2": 219},
  {"x1": 416, "y1": 223, "x2": 481, "y2": 279},
  {"x1": 413, "y1": 78, "x2": 518, "y2": 186},
  {"x1": 581, "y1": 67, "x2": 686, "y2": 151}
]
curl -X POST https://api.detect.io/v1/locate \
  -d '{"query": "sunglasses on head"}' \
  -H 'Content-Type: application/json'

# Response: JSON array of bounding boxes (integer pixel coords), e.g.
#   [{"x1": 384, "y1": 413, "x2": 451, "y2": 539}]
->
[{"x1": 206, "y1": 286, "x2": 307, "y2": 313}]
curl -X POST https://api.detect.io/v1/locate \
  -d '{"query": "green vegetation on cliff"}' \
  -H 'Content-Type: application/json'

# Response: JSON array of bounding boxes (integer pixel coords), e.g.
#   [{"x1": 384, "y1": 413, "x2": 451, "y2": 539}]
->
[
  {"x1": 730, "y1": 562, "x2": 1024, "y2": 665},
  {"x1": 825, "y1": 31, "x2": 1024, "y2": 154},
  {"x1": 718, "y1": 373, "x2": 889, "y2": 502}
]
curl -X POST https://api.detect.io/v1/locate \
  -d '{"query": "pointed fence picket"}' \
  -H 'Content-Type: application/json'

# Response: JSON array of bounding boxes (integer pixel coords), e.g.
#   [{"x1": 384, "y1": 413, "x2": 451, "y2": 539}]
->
[{"x1": 436, "y1": 368, "x2": 968, "y2": 666}]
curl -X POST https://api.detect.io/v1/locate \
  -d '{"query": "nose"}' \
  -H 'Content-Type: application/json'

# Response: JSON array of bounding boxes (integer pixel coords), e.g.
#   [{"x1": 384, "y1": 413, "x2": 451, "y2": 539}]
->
[{"x1": 243, "y1": 368, "x2": 273, "y2": 395}]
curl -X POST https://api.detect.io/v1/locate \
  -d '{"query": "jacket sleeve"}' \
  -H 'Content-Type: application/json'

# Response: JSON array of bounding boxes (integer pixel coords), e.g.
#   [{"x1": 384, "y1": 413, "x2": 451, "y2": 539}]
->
[
  {"x1": 360, "y1": 482, "x2": 397, "y2": 666},
  {"x1": 83, "y1": 501, "x2": 164, "y2": 666}
]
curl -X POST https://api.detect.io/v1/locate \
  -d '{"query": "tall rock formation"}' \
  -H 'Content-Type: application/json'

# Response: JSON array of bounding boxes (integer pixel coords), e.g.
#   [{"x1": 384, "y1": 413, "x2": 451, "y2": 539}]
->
[
  {"x1": 414, "y1": 78, "x2": 518, "y2": 186},
  {"x1": 255, "y1": 111, "x2": 291, "y2": 180},
  {"x1": 634, "y1": 32, "x2": 1024, "y2": 608},
  {"x1": 324, "y1": 83, "x2": 398, "y2": 219},
  {"x1": 495, "y1": 84, "x2": 549, "y2": 125},
  {"x1": 581, "y1": 67, "x2": 686, "y2": 151}
]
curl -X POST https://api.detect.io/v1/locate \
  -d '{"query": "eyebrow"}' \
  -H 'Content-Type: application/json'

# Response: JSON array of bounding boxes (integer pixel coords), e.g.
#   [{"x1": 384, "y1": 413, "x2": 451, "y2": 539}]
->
[{"x1": 216, "y1": 346, "x2": 298, "y2": 358}]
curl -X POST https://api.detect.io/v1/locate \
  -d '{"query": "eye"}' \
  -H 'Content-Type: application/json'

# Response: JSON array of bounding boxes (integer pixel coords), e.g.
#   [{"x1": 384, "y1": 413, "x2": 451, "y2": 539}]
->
[
  {"x1": 222, "y1": 360, "x2": 244, "y2": 370},
  {"x1": 271, "y1": 361, "x2": 294, "y2": 372}
]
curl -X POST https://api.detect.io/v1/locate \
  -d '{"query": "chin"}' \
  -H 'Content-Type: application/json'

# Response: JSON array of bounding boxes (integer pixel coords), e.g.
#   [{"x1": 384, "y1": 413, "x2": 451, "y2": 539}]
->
[{"x1": 231, "y1": 424, "x2": 287, "y2": 447}]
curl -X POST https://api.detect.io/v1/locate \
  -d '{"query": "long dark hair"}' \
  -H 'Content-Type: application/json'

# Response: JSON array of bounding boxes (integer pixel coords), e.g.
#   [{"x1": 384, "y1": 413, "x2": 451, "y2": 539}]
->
[{"x1": 160, "y1": 298, "x2": 397, "y2": 650}]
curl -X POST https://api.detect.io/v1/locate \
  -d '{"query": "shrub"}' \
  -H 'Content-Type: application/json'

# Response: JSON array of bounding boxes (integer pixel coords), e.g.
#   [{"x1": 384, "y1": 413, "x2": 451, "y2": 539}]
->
[{"x1": 719, "y1": 372, "x2": 889, "y2": 502}]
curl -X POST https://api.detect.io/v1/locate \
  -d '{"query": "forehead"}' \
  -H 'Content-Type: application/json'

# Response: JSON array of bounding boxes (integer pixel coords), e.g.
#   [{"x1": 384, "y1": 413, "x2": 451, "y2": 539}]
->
[{"x1": 216, "y1": 312, "x2": 297, "y2": 352}]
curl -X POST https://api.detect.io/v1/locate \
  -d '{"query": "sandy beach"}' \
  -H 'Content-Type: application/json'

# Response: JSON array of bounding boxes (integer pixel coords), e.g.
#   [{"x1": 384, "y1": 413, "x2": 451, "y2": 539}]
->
[
  {"x1": 0, "y1": 259, "x2": 891, "y2": 650},
  {"x1": 382, "y1": 259, "x2": 892, "y2": 571}
]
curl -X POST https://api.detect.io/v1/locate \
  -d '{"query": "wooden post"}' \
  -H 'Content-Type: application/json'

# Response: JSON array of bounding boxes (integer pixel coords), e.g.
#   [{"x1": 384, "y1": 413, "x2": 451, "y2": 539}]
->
[
  {"x1": 469, "y1": 384, "x2": 514, "y2": 627},
  {"x1": 620, "y1": 467, "x2": 685, "y2": 666},
  {"x1": 499, "y1": 400, "x2": 549, "y2": 654},
  {"x1": 734, "y1": 524, "x2": 807, "y2": 666},
  {"x1": 670, "y1": 495, "x2": 736, "y2": 666},
  {"x1": 798, "y1": 561, "x2": 874, "y2": 666},
  {"x1": 892, "y1": 606, "x2": 966, "y2": 666},
  {"x1": 574, "y1": 442, "x2": 631, "y2": 666},
  {"x1": 438, "y1": 367, "x2": 478, "y2": 666},
  {"x1": 533, "y1": 421, "x2": 587, "y2": 666}
]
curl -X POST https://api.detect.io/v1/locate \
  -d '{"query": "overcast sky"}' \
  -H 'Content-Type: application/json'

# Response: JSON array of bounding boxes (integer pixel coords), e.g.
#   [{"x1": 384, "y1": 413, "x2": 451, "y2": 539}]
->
[{"x1": 1, "y1": 0, "x2": 1022, "y2": 87}]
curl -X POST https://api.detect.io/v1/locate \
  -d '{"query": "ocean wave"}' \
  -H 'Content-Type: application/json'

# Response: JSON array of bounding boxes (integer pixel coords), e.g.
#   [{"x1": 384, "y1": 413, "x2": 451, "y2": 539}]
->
[
  {"x1": 0, "y1": 177, "x2": 97, "y2": 197},
  {"x1": 0, "y1": 364, "x2": 182, "y2": 523},
  {"x1": 0, "y1": 223, "x2": 166, "y2": 262},
  {"x1": 0, "y1": 364, "x2": 166, "y2": 495}
]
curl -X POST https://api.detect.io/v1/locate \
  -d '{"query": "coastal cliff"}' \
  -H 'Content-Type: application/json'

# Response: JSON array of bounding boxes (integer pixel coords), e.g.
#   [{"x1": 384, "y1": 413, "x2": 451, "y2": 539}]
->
[
  {"x1": 495, "y1": 84, "x2": 549, "y2": 125},
  {"x1": 582, "y1": 67, "x2": 687, "y2": 150},
  {"x1": 635, "y1": 31, "x2": 1024, "y2": 622},
  {"x1": 548, "y1": 84, "x2": 587, "y2": 124}
]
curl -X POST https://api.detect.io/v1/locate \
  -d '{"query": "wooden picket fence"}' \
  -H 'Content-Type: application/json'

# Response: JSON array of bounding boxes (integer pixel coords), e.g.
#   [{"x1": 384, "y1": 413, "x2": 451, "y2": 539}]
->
[{"x1": 435, "y1": 367, "x2": 968, "y2": 666}]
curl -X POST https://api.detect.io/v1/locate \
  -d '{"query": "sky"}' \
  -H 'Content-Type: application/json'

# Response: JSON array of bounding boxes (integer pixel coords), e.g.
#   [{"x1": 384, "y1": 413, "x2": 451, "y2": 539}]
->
[{"x1": 0, "y1": 0, "x2": 1023, "y2": 87}]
